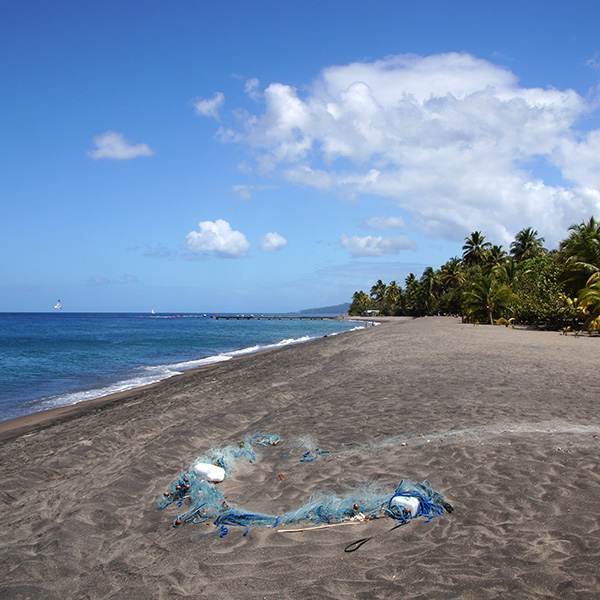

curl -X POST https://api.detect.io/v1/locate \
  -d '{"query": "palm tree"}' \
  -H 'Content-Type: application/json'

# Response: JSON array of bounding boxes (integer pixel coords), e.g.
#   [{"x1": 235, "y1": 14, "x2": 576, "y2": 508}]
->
[
  {"x1": 559, "y1": 217, "x2": 600, "y2": 294},
  {"x1": 349, "y1": 290, "x2": 371, "y2": 315},
  {"x1": 404, "y1": 273, "x2": 420, "y2": 313},
  {"x1": 463, "y1": 274, "x2": 517, "y2": 325},
  {"x1": 462, "y1": 231, "x2": 492, "y2": 267},
  {"x1": 369, "y1": 279, "x2": 387, "y2": 309},
  {"x1": 419, "y1": 267, "x2": 439, "y2": 313},
  {"x1": 579, "y1": 272, "x2": 600, "y2": 333},
  {"x1": 439, "y1": 258, "x2": 466, "y2": 291},
  {"x1": 510, "y1": 228, "x2": 547, "y2": 262},
  {"x1": 383, "y1": 280, "x2": 403, "y2": 314},
  {"x1": 483, "y1": 244, "x2": 508, "y2": 273},
  {"x1": 493, "y1": 257, "x2": 518, "y2": 286}
]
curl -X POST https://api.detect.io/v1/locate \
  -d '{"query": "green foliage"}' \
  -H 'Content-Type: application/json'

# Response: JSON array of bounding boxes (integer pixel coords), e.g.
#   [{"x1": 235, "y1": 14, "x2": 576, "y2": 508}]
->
[
  {"x1": 511, "y1": 256, "x2": 564, "y2": 327},
  {"x1": 579, "y1": 273, "x2": 600, "y2": 334},
  {"x1": 348, "y1": 291, "x2": 372, "y2": 315},
  {"x1": 463, "y1": 273, "x2": 517, "y2": 324},
  {"x1": 347, "y1": 216, "x2": 600, "y2": 330},
  {"x1": 510, "y1": 227, "x2": 547, "y2": 262},
  {"x1": 558, "y1": 217, "x2": 600, "y2": 294},
  {"x1": 462, "y1": 231, "x2": 491, "y2": 267}
]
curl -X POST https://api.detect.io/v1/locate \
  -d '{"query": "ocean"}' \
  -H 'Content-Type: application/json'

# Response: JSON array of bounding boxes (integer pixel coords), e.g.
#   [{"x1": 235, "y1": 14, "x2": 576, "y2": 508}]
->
[{"x1": 0, "y1": 312, "x2": 364, "y2": 423}]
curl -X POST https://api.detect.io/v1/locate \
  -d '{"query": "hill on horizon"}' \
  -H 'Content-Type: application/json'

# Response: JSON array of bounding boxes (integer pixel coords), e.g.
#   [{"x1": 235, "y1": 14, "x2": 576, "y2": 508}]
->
[{"x1": 298, "y1": 302, "x2": 350, "y2": 315}]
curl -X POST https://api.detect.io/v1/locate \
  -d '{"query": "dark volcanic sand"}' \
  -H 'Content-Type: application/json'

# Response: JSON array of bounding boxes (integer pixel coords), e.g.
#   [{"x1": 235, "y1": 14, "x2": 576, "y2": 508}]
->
[{"x1": 1, "y1": 317, "x2": 599, "y2": 599}]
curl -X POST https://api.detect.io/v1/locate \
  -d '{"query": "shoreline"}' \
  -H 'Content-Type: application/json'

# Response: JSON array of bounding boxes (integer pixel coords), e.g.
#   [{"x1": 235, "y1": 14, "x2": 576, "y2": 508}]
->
[
  {"x1": 1, "y1": 316, "x2": 599, "y2": 599},
  {"x1": 0, "y1": 316, "x2": 364, "y2": 440}
]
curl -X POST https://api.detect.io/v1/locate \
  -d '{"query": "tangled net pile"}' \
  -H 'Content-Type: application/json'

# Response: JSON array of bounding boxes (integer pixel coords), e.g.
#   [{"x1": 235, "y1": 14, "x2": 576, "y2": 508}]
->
[{"x1": 158, "y1": 433, "x2": 452, "y2": 538}]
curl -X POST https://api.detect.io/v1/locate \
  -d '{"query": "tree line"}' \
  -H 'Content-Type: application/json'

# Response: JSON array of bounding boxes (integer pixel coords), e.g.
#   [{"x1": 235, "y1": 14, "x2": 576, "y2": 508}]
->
[{"x1": 348, "y1": 217, "x2": 600, "y2": 334}]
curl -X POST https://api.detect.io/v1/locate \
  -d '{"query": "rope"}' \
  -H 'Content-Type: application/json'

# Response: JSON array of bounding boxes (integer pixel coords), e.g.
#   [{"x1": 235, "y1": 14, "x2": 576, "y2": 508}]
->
[{"x1": 158, "y1": 434, "x2": 453, "y2": 542}]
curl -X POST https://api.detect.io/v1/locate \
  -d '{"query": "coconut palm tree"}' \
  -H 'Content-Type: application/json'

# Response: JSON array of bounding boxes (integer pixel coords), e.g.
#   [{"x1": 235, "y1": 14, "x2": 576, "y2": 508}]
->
[
  {"x1": 579, "y1": 272, "x2": 600, "y2": 333},
  {"x1": 559, "y1": 217, "x2": 600, "y2": 294},
  {"x1": 483, "y1": 244, "x2": 508, "y2": 273},
  {"x1": 404, "y1": 273, "x2": 420, "y2": 313},
  {"x1": 439, "y1": 258, "x2": 466, "y2": 291},
  {"x1": 349, "y1": 290, "x2": 371, "y2": 315},
  {"x1": 419, "y1": 267, "x2": 439, "y2": 313},
  {"x1": 369, "y1": 279, "x2": 387, "y2": 310},
  {"x1": 383, "y1": 280, "x2": 403, "y2": 314},
  {"x1": 462, "y1": 231, "x2": 492, "y2": 267},
  {"x1": 463, "y1": 274, "x2": 517, "y2": 325},
  {"x1": 493, "y1": 257, "x2": 518, "y2": 286},
  {"x1": 510, "y1": 227, "x2": 547, "y2": 262}
]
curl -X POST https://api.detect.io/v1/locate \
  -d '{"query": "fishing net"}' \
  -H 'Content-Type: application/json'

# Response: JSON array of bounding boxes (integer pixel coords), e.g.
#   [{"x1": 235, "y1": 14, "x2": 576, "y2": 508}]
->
[{"x1": 158, "y1": 433, "x2": 453, "y2": 538}]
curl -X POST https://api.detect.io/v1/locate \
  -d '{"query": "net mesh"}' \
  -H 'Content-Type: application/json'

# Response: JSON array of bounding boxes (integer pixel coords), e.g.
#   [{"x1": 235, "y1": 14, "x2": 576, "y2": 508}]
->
[{"x1": 158, "y1": 433, "x2": 451, "y2": 538}]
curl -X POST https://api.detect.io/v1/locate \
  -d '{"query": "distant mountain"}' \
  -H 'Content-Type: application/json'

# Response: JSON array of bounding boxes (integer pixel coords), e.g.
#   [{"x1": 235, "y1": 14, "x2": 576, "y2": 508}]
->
[{"x1": 298, "y1": 302, "x2": 350, "y2": 315}]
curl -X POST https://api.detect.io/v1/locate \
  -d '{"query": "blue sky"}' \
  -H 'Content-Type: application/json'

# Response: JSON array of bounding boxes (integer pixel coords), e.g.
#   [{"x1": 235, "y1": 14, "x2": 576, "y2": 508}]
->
[{"x1": 2, "y1": 1, "x2": 600, "y2": 312}]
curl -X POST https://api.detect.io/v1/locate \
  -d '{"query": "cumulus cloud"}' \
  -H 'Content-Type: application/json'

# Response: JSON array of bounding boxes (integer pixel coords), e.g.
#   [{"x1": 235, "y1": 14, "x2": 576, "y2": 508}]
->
[
  {"x1": 217, "y1": 52, "x2": 600, "y2": 246},
  {"x1": 184, "y1": 219, "x2": 250, "y2": 258},
  {"x1": 88, "y1": 131, "x2": 154, "y2": 160},
  {"x1": 193, "y1": 92, "x2": 225, "y2": 119},
  {"x1": 339, "y1": 233, "x2": 417, "y2": 257},
  {"x1": 258, "y1": 232, "x2": 287, "y2": 252}
]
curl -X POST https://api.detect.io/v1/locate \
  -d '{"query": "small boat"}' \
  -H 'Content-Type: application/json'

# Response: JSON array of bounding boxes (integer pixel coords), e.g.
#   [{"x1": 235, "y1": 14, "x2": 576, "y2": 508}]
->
[{"x1": 54, "y1": 300, "x2": 62, "y2": 310}]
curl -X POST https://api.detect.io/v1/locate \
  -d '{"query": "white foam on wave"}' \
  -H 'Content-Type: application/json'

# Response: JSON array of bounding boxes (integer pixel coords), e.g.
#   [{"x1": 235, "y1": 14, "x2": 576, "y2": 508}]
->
[{"x1": 30, "y1": 325, "x2": 364, "y2": 416}]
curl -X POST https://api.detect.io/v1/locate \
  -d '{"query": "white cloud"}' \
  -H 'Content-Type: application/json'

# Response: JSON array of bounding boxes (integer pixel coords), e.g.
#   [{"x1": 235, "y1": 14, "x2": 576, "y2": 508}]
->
[
  {"x1": 339, "y1": 233, "x2": 417, "y2": 257},
  {"x1": 184, "y1": 219, "x2": 250, "y2": 258},
  {"x1": 87, "y1": 131, "x2": 154, "y2": 160},
  {"x1": 245, "y1": 78, "x2": 261, "y2": 101},
  {"x1": 218, "y1": 52, "x2": 600, "y2": 247},
  {"x1": 364, "y1": 216, "x2": 407, "y2": 231},
  {"x1": 193, "y1": 92, "x2": 225, "y2": 119},
  {"x1": 258, "y1": 232, "x2": 287, "y2": 252}
]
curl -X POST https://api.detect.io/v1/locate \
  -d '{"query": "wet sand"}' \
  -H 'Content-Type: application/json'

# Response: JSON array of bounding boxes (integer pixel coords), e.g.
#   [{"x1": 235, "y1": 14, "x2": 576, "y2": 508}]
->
[{"x1": 1, "y1": 316, "x2": 599, "y2": 599}]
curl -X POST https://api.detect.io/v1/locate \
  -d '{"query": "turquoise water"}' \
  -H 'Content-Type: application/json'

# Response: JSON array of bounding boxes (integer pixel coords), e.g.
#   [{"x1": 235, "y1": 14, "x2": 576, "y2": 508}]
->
[{"x1": 0, "y1": 313, "x2": 363, "y2": 422}]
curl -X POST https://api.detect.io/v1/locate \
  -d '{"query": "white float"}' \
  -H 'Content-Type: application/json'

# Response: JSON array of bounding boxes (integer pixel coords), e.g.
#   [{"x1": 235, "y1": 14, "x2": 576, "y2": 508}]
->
[
  {"x1": 390, "y1": 495, "x2": 420, "y2": 517},
  {"x1": 193, "y1": 462, "x2": 226, "y2": 482}
]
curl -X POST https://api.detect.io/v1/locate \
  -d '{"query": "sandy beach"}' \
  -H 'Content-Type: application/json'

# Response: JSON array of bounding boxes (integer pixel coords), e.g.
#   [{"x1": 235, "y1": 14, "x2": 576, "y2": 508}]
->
[{"x1": 1, "y1": 316, "x2": 599, "y2": 599}]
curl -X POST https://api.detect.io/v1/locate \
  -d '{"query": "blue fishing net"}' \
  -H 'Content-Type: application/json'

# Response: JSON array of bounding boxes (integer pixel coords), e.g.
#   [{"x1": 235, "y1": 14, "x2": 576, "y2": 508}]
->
[{"x1": 158, "y1": 433, "x2": 452, "y2": 538}]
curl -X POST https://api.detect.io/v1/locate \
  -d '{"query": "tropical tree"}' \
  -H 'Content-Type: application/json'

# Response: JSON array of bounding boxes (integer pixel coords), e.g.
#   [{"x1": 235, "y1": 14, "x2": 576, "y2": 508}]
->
[
  {"x1": 511, "y1": 256, "x2": 564, "y2": 328},
  {"x1": 463, "y1": 274, "x2": 517, "y2": 325},
  {"x1": 483, "y1": 244, "x2": 508, "y2": 273},
  {"x1": 510, "y1": 227, "x2": 547, "y2": 262},
  {"x1": 404, "y1": 273, "x2": 420, "y2": 313},
  {"x1": 349, "y1": 291, "x2": 371, "y2": 315},
  {"x1": 579, "y1": 273, "x2": 600, "y2": 334},
  {"x1": 559, "y1": 217, "x2": 600, "y2": 294},
  {"x1": 437, "y1": 258, "x2": 467, "y2": 316},
  {"x1": 462, "y1": 231, "x2": 491, "y2": 267},
  {"x1": 493, "y1": 257, "x2": 518, "y2": 286},
  {"x1": 439, "y1": 258, "x2": 466, "y2": 290},
  {"x1": 418, "y1": 267, "x2": 439, "y2": 313},
  {"x1": 369, "y1": 279, "x2": 387, "y2": 310},
  {"x1": 383, "y1": 280, "x2": 403, "y2": 315}
]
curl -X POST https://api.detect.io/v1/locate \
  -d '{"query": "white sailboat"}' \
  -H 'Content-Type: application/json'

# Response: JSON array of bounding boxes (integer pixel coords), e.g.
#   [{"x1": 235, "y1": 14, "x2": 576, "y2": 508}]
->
[{"x1": 54, "y1": 299, "x2": 62, "y2": 310}]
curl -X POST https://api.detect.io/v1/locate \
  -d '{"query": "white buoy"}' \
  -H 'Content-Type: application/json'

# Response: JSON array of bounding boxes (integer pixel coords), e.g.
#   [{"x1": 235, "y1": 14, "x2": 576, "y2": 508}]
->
[
  {"x1": 193, "y1": 462, "x2": 226, "y2": 482},
  {"x1": 390, "y1": 495, "x2": 420, "y2": 517}
]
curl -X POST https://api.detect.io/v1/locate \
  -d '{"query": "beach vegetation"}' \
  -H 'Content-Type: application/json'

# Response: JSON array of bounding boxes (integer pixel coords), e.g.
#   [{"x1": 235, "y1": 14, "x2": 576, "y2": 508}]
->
[
  {"x1": 462, "y1": 231, "x2": 492, "y2": 267},
  {"x1": 463, "y1": 273, "x2": 517, "y2": 325},
  {"x1": 348, "y1": 215, "x2": 600, "y2": 333},
  {"x1": 510, "y1": 227, "x2": 547, "y2": 262}
]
